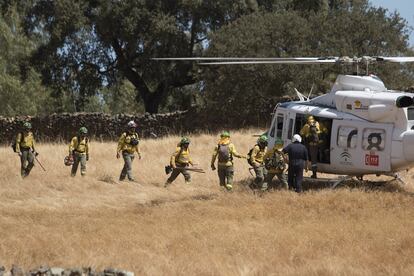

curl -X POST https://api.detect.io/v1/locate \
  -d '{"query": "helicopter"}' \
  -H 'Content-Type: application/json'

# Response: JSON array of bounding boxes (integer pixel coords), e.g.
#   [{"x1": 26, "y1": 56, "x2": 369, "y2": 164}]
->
[{"x1": 154, "y1": 56, "x2": 414, "y2": 186}]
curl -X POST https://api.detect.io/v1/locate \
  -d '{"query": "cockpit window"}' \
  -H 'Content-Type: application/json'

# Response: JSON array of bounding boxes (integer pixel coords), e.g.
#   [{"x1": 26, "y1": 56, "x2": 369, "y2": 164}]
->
[
  {"x1": 369, "y1": 74, "x2": 382, "y2": 81},
  {"x1": 407, "y1": 107, "x2": 414, "y2": 120}
]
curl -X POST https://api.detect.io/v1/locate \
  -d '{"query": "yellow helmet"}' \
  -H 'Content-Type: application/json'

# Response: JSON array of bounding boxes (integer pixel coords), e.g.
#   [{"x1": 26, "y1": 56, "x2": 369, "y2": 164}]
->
[{"x1": 307, "y1": 115, "x2": 315, "y2": 123}]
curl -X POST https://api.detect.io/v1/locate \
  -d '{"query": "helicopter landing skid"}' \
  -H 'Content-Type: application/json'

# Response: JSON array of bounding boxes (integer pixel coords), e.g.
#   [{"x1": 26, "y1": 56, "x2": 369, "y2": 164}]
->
[
  {"x1": 331, "y1": 175, "x2": 360, "y2": 189},
  {"x1": 384, "y1": 172, "x2": 406, "y2": 185}
]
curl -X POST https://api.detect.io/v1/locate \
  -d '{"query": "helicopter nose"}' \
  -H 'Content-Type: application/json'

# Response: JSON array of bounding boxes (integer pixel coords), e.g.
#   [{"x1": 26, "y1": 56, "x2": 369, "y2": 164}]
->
[{"x1": 403, "y1": 130, "x2": 414, "y2": 161}]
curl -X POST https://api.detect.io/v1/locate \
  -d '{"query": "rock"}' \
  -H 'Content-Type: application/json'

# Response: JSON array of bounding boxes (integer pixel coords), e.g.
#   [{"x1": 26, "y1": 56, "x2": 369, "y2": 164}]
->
[
  {"x1": 50, "y1": 268, "x2": 64, "y2": 276},
  {"x1": 0, "y1": 265, "x2": 5, "y2": 276},
  {"x1": 10, "y1": 265, "x2": 24, "y2": 276},
  {"x1": 63, "y1": 268, "x2": 82, "y2": 276},
  {"x1": 29, "y1": 265, "x2": 51, "y2": 276}
]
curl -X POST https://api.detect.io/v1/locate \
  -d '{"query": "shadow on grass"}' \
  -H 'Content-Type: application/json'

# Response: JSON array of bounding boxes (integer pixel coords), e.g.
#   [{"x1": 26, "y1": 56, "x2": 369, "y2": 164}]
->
[{"x1": 235, "y1": 176, "x2": 414, "y2": 197}]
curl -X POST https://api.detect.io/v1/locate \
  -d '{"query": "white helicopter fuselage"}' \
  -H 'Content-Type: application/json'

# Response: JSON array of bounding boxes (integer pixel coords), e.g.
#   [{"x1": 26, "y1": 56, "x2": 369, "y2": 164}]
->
[{"x1": 268, "y1": 74, "x2": 414, "y2": 176}]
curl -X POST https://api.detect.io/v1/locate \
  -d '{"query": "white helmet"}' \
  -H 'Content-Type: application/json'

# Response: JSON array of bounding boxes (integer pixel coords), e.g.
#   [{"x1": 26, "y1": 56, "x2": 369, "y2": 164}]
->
[
  {"x1": 127, "y1": 120, "x2": 137, "y2": 128},
  {"x1": 292, "y1": 134, "x2": 302, "y2": 143}
]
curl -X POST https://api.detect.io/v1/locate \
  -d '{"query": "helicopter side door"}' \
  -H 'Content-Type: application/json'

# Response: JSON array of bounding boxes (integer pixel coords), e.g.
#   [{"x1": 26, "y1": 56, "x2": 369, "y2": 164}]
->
[
  {"x1": 330, "y1": 120, "x2": 392, "y2": 173},
  {"x1": 268, "y1": 110, "x2": 287, "y2": 149}
]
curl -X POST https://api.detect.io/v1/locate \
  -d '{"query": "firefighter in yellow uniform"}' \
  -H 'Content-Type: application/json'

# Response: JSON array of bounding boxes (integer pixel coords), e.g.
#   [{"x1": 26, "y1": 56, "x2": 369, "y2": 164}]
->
[
  {"x1": 300, "y1": 115, "x2": 321, "y2": 178},
  {"x1": 69, "y1": 127, "x2": 89, "y2": 177},
  {"x1": 262, "y1": 138, "x2": 288, "y2": 190},
  {"x1": 117, "y1": 121, "x2": 141, "y2": 182},
  {"x1": 15, "y1": 122, "x2": 37, "y2": 178},
  {"x1": 249, "y1": 135, "x2": 268, "y2": 188},
  {"x1": 318, "y1": 121, "x2": 330, "y2": 163},
  {"x1": 211, "y1": 131, "x2": 245, "y2": 191},
  {"x1": 165, "y1": 137, "x2": 193, "y2": 187}
]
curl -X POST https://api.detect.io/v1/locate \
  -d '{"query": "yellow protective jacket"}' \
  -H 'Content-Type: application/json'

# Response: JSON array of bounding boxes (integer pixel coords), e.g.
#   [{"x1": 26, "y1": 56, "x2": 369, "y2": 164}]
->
[
  {"x1": 170, "y1": 145, "x2": 192, "y2": 167},
  {"x1": 263, "y1": 146, "x2": 286, "y2": 173},
  {"x1": 117, "y1": 132, "x2": 140, "y2": 154},
  {"x1": 16, "y1": 132, "x2": 35, "y2": 152},
  {"x1": 69, "y1": 136, "x2": 89, "y2": 155},
  {"x1": 250, "y1": 145, "x2": 267, "y2": 167},
  {"x1": 211, "y1": 139, "x2": 244, "y2": 167},
  {"x1": 300, "y1": 121, "x2": 321, "y2": 146}
]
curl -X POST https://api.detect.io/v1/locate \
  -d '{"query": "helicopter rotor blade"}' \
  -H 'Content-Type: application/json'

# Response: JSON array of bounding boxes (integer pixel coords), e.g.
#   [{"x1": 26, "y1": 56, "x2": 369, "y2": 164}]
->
[
  {"x1": 198, "y1": 60, "x2": 338, "y2": 65},
  {"x1": 376, "y1": 57, "x2": 414, "y2": 63},
  {"x1": 153, "y1": 56, "x2": 414, "y2": 65},
  {"x1": 152, "y1": 57, "x2": 341, "y2": 64}
]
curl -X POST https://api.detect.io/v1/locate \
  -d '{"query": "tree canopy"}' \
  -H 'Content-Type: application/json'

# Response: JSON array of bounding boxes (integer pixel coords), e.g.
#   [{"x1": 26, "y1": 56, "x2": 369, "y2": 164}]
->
[
  {"x1": 202, "y1": 1, "x2": 413, "y2": 119},
  {"x1": 0, "y1": 0, "x2": 412, "y2": 117}
]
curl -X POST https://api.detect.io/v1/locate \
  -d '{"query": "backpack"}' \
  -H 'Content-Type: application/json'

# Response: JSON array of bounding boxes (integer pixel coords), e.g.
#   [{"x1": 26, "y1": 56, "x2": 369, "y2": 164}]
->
[
  {"x1": 246, "y1": 146, "x2": 255, "y2": 166},
  {"x1": 11, "y1": 132, "x2": 23, "y2": 152},
  {"x1": 308, "y1": 122, "x2": 319, "y2": 143},
  {"x1": 264, "y1": 151, "x2": 286, "y2": 171},
  {"x1": 218, "y1": 144, "x2": 232, "y2": 163}
]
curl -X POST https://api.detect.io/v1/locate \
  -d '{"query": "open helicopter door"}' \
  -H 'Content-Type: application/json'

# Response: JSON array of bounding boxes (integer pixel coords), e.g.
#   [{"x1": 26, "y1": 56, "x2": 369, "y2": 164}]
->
[
  {"x1": 267, "y1": 110, "x2": 286, "y2": 149},
  {"x1": 330, "y1": 120, "x2": 393, "y2": 174},
  {"x1": 267, "y1": 108, "x2": 295, "y2": 149}
]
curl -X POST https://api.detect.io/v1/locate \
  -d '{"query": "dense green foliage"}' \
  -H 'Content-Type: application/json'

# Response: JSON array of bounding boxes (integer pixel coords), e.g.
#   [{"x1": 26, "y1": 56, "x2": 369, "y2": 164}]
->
[
  {"x1": 204, "y1": 1, "x2": 413, "y2": 117},
  {"x1": 0, "y1": 0, "x2": 412, "y2": 116}
]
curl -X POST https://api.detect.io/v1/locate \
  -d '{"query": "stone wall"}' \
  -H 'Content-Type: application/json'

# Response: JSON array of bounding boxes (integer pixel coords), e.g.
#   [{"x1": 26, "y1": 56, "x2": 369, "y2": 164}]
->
[
  {"x1": 0, "y1": 105, "x2": 277, "y2": 144},
  {"x1": 0, "y1": 111, "x2": 198, "y2": 143},
  {"x1": 0, "y1": 264, "x2": 133, "y2": 276}
]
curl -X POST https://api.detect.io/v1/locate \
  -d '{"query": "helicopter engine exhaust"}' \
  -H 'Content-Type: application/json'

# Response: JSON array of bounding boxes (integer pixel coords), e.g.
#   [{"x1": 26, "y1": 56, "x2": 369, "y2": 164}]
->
[{"x1": 395, "y1": 95, "x2": 413, "y2": 108}]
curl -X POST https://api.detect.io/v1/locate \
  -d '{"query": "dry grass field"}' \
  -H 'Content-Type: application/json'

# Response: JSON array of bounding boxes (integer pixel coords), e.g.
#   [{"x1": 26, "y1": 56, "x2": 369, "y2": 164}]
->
[{"x1": 1, "y1": 129, "x2": 414, "y2": 275}]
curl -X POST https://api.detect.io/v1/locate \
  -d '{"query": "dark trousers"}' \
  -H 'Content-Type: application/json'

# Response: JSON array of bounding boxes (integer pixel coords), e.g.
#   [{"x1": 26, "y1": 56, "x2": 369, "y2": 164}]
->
[{"x1": 288, "y1": 165, "x2": 304, "y2": 193}]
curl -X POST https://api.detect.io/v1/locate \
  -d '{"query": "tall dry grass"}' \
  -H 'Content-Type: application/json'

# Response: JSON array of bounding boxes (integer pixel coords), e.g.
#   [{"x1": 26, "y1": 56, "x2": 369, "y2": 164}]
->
[{"x1": 1, "y1": 129, "x2": 414, "y2": 275}]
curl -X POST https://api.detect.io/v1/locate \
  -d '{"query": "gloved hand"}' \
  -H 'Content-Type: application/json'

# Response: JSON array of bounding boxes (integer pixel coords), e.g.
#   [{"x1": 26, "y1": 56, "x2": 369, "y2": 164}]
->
[
  {"x1": 18, "y1": 152, "x2": 22, "y2": 157},
  {"x1": 211, "y1": 164, "x2": 216, "y2": 171},
  {"x1": 86, "y1": 154, "x2": 89, "y2": 161},
  {"x1": 33, "y1": 151, "x2": 39, "y2": 156},
  {"x1": 116, "y1": 152, "x2": 120, "y2": 159}
]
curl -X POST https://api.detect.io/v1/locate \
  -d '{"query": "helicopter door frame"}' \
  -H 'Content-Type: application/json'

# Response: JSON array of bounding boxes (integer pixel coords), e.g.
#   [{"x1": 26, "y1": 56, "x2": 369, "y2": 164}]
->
[
  {"x1": 330, "y1": 120, "x2": 392, "y2": 173},
  {"x1": 268, "y1": 109, "x2": 288, "y2": 149}
]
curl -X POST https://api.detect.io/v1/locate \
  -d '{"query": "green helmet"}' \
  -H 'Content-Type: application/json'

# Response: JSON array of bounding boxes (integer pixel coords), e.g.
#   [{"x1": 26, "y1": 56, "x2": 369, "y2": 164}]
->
[
  {"x1": 221, "y1": 131, "x2": 230, "y2": 138},
  {"x1": 23, "y1": 122, "x2": 32, "y2": 130},
  {"x1": 275, "y1": 138, "x2": 284, "y2": 145},
  {"x1": 274, "y1": 138, "x2": 284, "y2": 149},
  {"x1": 257, "y1": 135, "x2": 268, "y2": 144},
  {"x1": 180, "y1": 137, "x2": 190, "y2": 145},
  {"x1": 79, "y1": 127, "x2": 88, "y2": 135}
]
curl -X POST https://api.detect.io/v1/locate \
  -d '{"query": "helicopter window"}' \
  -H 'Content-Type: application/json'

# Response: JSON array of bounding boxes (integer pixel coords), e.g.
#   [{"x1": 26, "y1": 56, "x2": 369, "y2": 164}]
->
[
  {"x1": 337, "y1": 126, "x2": 358, "y2": 149},
  {"x1": 407, "y1": 107, "x2": 414, "y2": 120},
  {"x1": 362, "y1": 128, "x2": 385, "y2": 151},
  {"x1": 288, "y1": 118, "x2": 294, "y2": 139},
  {"x1": 276, "y1": 114, "x2": 284, "y2": 138}
]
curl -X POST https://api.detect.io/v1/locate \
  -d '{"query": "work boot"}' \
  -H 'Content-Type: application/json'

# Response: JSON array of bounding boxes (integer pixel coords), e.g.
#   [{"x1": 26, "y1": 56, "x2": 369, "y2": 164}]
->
[
  {"x1": 225, "y1": 184, "x2": 233, "y2": 191},
  {"x1": 311, "y1": 168, "x2": 317, "y2": 179}
]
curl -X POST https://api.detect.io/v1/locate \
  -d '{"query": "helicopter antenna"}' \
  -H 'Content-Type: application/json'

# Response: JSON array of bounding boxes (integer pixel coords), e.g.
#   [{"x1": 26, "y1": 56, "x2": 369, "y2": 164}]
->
[
  {"x1": 307, "y1": 84, "x2": 314, "y2": 101},
  {"x1": 294, "y1": 88, "x2": 306, "y2": 101}
]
